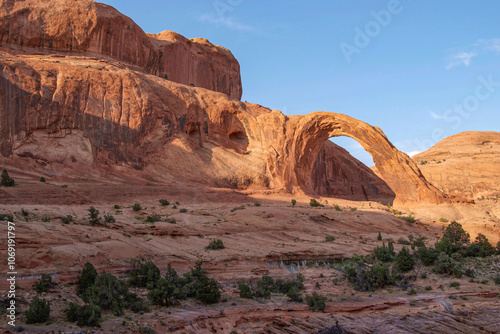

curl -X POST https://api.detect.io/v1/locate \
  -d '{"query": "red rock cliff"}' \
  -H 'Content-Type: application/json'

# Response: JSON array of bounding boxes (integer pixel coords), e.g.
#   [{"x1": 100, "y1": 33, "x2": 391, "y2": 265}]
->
[{"x1": 0, "y1": 0, "x2": 242, "y2": 100}]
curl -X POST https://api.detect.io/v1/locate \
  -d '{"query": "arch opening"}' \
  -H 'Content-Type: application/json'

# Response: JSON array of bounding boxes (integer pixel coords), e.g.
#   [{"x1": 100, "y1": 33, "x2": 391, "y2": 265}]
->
[{"x1": 310, "y1": 137, "x2": 395, "y2": 204}]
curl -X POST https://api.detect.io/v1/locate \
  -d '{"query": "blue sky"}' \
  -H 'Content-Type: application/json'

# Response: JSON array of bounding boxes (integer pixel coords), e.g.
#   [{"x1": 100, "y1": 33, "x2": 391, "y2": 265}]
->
[{"x1": 100, "y1": 0, "x2": 500, "y2": 166}]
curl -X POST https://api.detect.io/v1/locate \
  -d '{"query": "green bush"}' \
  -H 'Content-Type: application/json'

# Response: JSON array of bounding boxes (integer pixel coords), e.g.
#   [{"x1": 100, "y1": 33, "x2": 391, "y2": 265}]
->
[
  {"x1": 129, "y1": 260, "x2": 161, "y2": 289},
  {"x1": 402, "y1": 215, "x2": 416, "y2": 223},
  {"x1": 433, "y1": 252, "x2": 462, "y2": 277},
  {"x1": 374, "y1": 242, "x2": 395, "y2": 262},
  {"x1": 77, "y1": 262, "x2": 97, "y2": 296},
  {"x1": 195, "y1": 276, "x2": 221, "y2": 304},
  {"x1": 449, "y1": 281, "x2": 460, "y2": 289},
  {"x1": 443, "y1": 221, "x2": 470, "y2": 250},
  {"x1": 145, "y1": 213, "x2": 161, "y2": 223},
  {"x1": 305, "y1": 292, "x2": 326, "y2": 311},
  {"x1": 41, "y1": 215, "x2": 50, "y2": 222},
  {"x1": 132, "y1": 203, "x2": 142, "y2": 211},
  {"x1": 377, "y1": 232, "x2": 382, "y2": 241},
  {"x1": 291, "y1": 199, "x2": 297, "y2": 207},
  {"x1": 61, "y1": 215, "x2": 73, "y2": 224},
  {"x1": 0, "y1": 213, "x2": 14, "y2": 222},
  {"x1": 254, "y1": 201, "x2": 261, "y2": 207},
  {"x1": 417, "y1": 246, "x2": 439, "y2": 266},
  {"x1": 40, "y1": 177, "x2": 46, "y2": 183},
  {"x1": 310, "y1": 199, "x2": 320, "y2": 207},
  {"x1": 206, "y1": 239, "x2": 225, "y2": 250},
  {"x1": 66, "y1": 302, "x2": 101, "y2": 327},
  {"x1": 395, "y1": 247, "x2": 415, "y2": 272},
  {"x1": 494, "y1": 275, "x2": 500, "y2": 285},
  {"x1": 159, "y1": 199, "x2": 170, "y2": 206},
  {"x1": 34, "y1": 274, "x2": 53, "y2": 293},
  {"x1": 466, "y1": 233, "x2": 496, "y2": 257},
  {"x1": 256, "y1": 275, "x2": 275, "y2": 298},
  {"x1": 1, "y1": 169, "x2": 15, "y2": 187},
  {"x1": 344, "y1": 263, "x2": 393, "y2": 291},
  {"x1": 87, "y1": 206, "x2": 101, "y2": 226},
  {"x1": 238, "y1": 283, "x2": 253, "y2": 299},
  {"x1": 25, "y1": 296, "x2": 50, "y2": 323},
  {"x1": 104, "y1": 214, "x2": 115, "y2": 223},
  {"x1": 435, "y1": 236, "x2": 454, "y2": 255},
  {"x1": 148, "y1": 264, "x2": 185, "y2": 306},
  {"x1": 83, "y1": 272, "x2": 130, "y2": 315},
  {"x1": 334, "y1": 205, "x2": 342, "y2": 211},
  {"x1": 325, "y1": 235, "x2": 335, "y2": 242},
  {"x1": 113, "y1": 204, "x2": 120, "y2": 209},
  {"x1": 179, "y1": 208, "x2": 188, "y2": 213},
  {"x1": 231, "y1": 205, "x2": 246, "y2": 212}
]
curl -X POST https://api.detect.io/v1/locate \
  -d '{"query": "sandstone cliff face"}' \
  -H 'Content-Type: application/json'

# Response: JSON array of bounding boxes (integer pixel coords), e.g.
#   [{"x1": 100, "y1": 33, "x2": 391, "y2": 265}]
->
[
  {"x1": 0, "y1": 0, "x2": 242, "y2": 100},
  {"x1": 0, "y1": 1, "x2": 446, "y2": 205},
  {"x1": 412, "y1": 132, "x2": 500, "y2": 200},
  {"x1": 312, "y1": 141, "x2": 395, "y2": 202}
]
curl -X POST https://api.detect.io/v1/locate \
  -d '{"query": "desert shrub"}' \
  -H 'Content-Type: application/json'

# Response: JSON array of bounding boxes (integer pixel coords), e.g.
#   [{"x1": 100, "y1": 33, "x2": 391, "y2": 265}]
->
[
  {"x1": 417, "y1": 246, "x2": 439, "y2": 266},
  {"x1": 305, "y1": 292, "x2": 326, "y2": 311},
  {"x1": 77, "y1": 262, "x2": 97, "y2": 296},
  {"x1": 34, "y1": 274, "x2": 53, "y2": 293},
  {"x1": 494, "y1": 275, "x2": 500, "y2": 285},
  {"x1": 325, "y1": 235, "x2": 335, "y2": 242},
  {"x1": 275, "y1": 274, "x2": 305, "y2": 302},
  {"x1": 377, "y1": 232, "x2": 382, "y2": 241},
  {"x1": 113, "y1": 204, "x2": 120, "y2": 209},
  {"x1": 182, "y1": 261, "x2": 221, "y2": 304},
  {"x1": 395, "y1": 247, "x2": 415, "y2": 272},
  {"x1": 145, "y1": 213, "x2": 161, "y2": 223},
  {"x1": 231, "y1": 205, "x2": 246, "y2": 212},
  {"x1": 40, "y1": 177, "x2": 46, "y2": 182},
  {"x1": 132, "y1": 203, "x2": 142, "y2": 211},
  {"x1": 148, "y1": 264, "x2": 185, "y2": 306},
  {"x1": 206, "y1": 239, "x2": 225, "y2": 250},
  {"x1": 449, "y1": 281, "x2": 460, "y2": 289},
  {"x1": 179, "y1": 208, "x2": 188, "y2": 213},
  {"x1": 374, "y1": 242, "x2": 395, "y2": 262},
  {"x1": 87, "y1": 206, "x2": 101, "y2": 226},
  {"x1": 254, "y1": 201, "x2": 261, "y2": 207},
  {"x1": 466, "y1": 233, "x2": 496, "y2": 257},
  {"x1": 439, "y1": 217, "x2": 449, "y2": 223},
  {"x1": 159, "y1": 199, "x2": 170, "y2": 206},
  {"x1": 402, "y1": 215, "x2": 416, "y2": 223},
  {"x1": 61, "y1": 215, "x2": 73, "y2": 224},
  {"x1": 435, "y1": 236, "x2": 454, "y2": 255},
  {"x1": 434, "y1": 252, "x2": 462, "y2": 277},
  {"x1": 291, "y1": 199, "x2": 297, "y2": 207},
  {"x1": 66, "y1": 302, "x2": 101, "y2": 327},
  {"x1": 129, "y1": 260, "x2": 161, "y2": 289},
  {"x1": 21, "y1": 208, "x2": 29, "y2": 217},
  {"x1": 1, "y1": 169, "x2": 14, "y2": 187},
  {"x1": 397, "y1": 237, "x2": 411, "y2": 245},
  {"x1": 255, "y1": 275, "x2": 275, "y2": 298},
  {"x1": 104, "y1": 214, "x2": 115, "y2": 223},
  {"x1": 238, "y1": 283, "x2": 253, "y2": 299},
  {"x1": 25, "y1": 296, "x2": 50, "y2": 323},
  {"x1": 334, "y1": 205, "x2": 342, "y2": 211},
  {"x1": 310, "y1": 199, "x2": 320, "y2": 207},
  {"x1": 41, "y1": 215, "x2": 50, "y2": 222},
  {"x1": 165, "y1": 217, "x2": 177, "y2": 224},
  {"x1": 344, "y1": 263, "x2": 392, "y2": 291},
  {"x1": 0, "y1": 213, "x2": 14, "y2": 221},
  {"x1": 443, "y1": 221, "x2": 470, "y2": 250},
  {"x1": 425, "y1": 286, "x2": 432, "y2": 291},
  {"x1": 83, "y1": 272, "x2": 130, "y2": 315}
]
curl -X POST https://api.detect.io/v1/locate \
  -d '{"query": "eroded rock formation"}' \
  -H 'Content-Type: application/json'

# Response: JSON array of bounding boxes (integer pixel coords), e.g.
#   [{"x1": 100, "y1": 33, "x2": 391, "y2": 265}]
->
[
  {"x1": 0, "y1": 0, "x2": 447, "y2": 205},
  {"x1": 0, "y1": 0, "x2": 242, "y2": 99}
]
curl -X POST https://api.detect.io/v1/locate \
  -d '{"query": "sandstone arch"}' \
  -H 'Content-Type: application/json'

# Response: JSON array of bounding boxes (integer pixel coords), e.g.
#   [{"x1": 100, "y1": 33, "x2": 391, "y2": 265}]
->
[{"x1": 281, "y1": 112, "x2": 447, "y2": 205}]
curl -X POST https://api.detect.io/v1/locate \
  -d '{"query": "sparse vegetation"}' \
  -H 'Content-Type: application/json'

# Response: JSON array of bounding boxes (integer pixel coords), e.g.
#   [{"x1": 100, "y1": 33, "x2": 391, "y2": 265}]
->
[
  {"x1": 179, "y1": 208, "x2": 188, "y2": 213},
  {"x1": 254, "y1": 201, "x2": 261, "y2": 207},
  {"x1": 145, "y1": 213, "x2": 161, "y2": 223},
  {"x1": 305, "y1": 292, "x2": 326, "y2": 311},
  {"x1": 334, "y1": 205, "x2": 342, "y2": 211},
  {"x1": 87, "y1": 206, "x2": 101, "y2": 226},
  {"x1": 159, "y1": 199, "x2": 170, "y2": 206},
  {"x1": 291, "y1": 199, "x2": 297, "y2": 207},
  {"x1": 25, "y1": 296, "x2": 50, "y2": 323},
  {"x1": 238, "y1": 283, "x2": 253, "y2": 299},
  {"x1": 231, "y1": 205, "x2": 246, "y2": 212},
  {"x1": 34, "y1": 274, "x2": 54, "y2": 293},
  {"x1": 41, "y1": 215, "x2": 51, "y2": 222},
  {"x1": 132, "y1": 203, "x2": 142, "y2": 212},
  {"x1": 377, "y1": 232, "x2": 382, "y2": 241},
  {"x1": 104, "y1": 214, "x2": 116, "y2": 223},
  {"x1": 1, "y1": 169, "x2": 15, "y2": 187},
  {"x1": 310, "y1": 198, "x2": 320, "y2": 207},
  {"x1": 40, "y1": 176, "x2": 46, "y2": 183},
  {"x1": 325, "y1": 235, "x2": 335, "y2": 242},
  {"x1": 60, "y1": 215, "x2": 73, "y2": 224},
  {"x1": 206, "y1": 239, "x2": 225, "y2": 250}
]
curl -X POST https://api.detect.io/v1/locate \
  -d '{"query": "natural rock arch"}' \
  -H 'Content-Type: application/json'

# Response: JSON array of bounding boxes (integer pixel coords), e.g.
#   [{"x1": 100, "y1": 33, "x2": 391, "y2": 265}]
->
[{"x1": 278, "y1": 112, "x2": 447, "y2": 205}]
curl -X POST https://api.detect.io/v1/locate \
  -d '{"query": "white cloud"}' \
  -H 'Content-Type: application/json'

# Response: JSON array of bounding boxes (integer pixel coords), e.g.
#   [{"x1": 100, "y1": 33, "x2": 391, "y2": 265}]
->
[
  {"x1": 407, "y1": 150, "x2": 423, "y2": 157},
  {"x1": 429, "y1": 111, "x2": 445, "y2": 120},
  {"x1": 198, "y1": 13, "x2": 255, "y2": 32},
  {"x1": 445, "y1": 51, "x2": 477, "y2": 69},
  {"x1": 475, "y1": 38, "x2": 500, "y2": 53}
]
